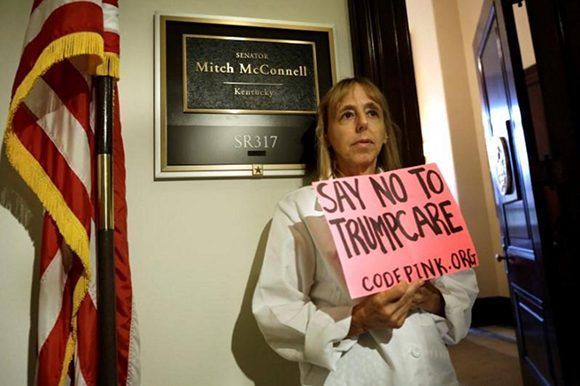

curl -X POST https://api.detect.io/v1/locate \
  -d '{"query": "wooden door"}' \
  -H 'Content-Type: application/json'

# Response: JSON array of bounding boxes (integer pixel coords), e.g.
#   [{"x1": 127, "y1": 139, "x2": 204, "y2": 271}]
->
[{"x1": 473, "y1": 1, "x2": 570, "y2": 384}]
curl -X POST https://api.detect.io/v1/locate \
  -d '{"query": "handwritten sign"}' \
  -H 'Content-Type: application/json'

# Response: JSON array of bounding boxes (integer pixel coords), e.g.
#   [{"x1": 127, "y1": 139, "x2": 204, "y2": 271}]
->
[{"x1": 312, "y1": 163, "x2": 478, "y2": 298}]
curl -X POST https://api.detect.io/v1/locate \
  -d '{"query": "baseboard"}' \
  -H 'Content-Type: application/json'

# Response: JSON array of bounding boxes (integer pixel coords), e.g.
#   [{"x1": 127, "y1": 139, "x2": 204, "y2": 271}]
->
[{"x1": 471, "y1": 296, "x2": 515, "y2": 327}]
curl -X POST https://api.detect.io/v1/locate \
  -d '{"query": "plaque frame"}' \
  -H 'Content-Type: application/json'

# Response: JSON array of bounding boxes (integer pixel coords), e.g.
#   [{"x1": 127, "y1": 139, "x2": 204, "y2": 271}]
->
[{"x1": 154, "y1": 13, "x2": 337, "y2": 179}]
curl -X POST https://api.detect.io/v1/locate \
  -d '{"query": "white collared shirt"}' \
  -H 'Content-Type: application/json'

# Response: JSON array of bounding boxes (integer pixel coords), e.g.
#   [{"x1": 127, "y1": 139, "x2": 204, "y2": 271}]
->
[{"x1": 253, "y1": 185, "x2": 479, "y2": 386}]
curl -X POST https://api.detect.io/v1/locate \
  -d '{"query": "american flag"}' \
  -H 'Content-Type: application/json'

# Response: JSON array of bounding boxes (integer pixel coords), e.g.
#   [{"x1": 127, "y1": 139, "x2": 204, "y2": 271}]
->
[{"x1": 3, "y1": 0, "x2": 140, "y2": 385}]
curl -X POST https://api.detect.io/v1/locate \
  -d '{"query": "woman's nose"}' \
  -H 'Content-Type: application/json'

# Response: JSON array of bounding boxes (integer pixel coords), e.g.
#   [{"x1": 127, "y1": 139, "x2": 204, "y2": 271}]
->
[{"x1": 356, "y1": 114, "x2": 368, "y2": 132}]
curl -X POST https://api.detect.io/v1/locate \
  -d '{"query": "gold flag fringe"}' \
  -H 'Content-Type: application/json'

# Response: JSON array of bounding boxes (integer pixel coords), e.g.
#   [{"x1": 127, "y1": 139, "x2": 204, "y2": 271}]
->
[{"x1": 96, "y1": 52, "x2": 120, "y2": 79}]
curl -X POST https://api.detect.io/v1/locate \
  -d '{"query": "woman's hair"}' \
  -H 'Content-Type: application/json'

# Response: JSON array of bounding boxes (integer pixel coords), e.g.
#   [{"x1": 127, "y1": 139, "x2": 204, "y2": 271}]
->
[{"x1": 315, "y1": 77, "x2": 401, "y2": 180}]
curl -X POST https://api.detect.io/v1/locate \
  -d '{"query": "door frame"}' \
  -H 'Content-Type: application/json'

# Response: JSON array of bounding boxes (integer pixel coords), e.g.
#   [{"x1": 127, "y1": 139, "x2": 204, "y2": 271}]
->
[{"x1": 474, "y1": 0, "x2": 579, "y2": 384}]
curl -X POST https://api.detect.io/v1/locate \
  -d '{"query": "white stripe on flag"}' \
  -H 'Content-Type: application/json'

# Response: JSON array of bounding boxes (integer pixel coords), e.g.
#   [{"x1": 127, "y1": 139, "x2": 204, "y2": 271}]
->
[
  {"x1": 103, "y1": 3, "x2": 119, "y2": 34},
  {"x1": 126, "y1": 298, "x2": 141, "y2": 386},
  {"x1": 24, "y1": 78, "x2": 92, "y2": 193},
  {"x1": 37, "y1": 248, "x2": 66, "y2": 348},
  {"x1": 73, "y1": 346, "x2": 89, "y2": 386}
]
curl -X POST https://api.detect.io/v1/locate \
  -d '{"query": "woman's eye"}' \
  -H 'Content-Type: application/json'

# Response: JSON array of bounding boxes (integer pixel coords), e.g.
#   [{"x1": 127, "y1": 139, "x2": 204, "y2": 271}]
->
[
  {"x1": 367, "y1": 109, "x2": 380, "y2": 117},
  {"x1": 340, "y1": 111, "x2": 355, "y2": 120}
]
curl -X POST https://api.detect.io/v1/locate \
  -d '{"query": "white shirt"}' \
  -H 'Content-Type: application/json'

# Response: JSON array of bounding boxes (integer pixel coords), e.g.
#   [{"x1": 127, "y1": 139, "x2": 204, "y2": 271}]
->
[{"x1": 253, "y1": 186, "x2": 479, "y2": 386}]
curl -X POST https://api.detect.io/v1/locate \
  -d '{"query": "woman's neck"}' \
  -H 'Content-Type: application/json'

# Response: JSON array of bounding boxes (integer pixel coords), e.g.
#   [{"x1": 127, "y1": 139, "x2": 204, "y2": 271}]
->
[{"x1": 334, "y1": 161, "x2": 378, "y2": 177}]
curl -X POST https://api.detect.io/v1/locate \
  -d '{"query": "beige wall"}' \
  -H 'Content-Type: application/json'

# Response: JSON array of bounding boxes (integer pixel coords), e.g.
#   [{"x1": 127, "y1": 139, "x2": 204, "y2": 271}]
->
[
  {"x1": 0, "y1": 2, "x2": 42, "y2": 385},
  {"x1": 122, "y1": 5, "x2": 352, "y2": 385},
  {"x1": 0, "y1": 0, "x2": 512, "y2": 384},
  {"x1": 512, "y1": 1, "x2": 536, "y2": 69},
  {"x1": 406, "y1": 0, "x2": 509, "y2": 298},
  {"x1": 455, "y1": 0, "x2": 510, "y2": 297}
]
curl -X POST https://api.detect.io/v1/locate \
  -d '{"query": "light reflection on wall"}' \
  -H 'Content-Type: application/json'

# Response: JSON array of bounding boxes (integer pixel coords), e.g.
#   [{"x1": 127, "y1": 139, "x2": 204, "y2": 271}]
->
[
  {"x1": 405, "y1": 0, "x2": 458, "y2": 199},
  {"x1": 513, "y1": 2, "x2": 536, "y2": 69}
]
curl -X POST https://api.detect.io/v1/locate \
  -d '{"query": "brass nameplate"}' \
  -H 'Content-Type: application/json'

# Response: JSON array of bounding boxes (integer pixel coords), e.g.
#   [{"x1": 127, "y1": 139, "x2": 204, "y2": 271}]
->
[{"x1": 183, "y1": 35, "x2": 319, "y2": 114}]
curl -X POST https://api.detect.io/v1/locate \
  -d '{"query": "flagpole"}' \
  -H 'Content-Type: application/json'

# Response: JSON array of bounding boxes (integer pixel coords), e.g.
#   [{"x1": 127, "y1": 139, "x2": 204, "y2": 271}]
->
[{"x1": 95, "y1": 75, "x2": 118, "y2": 386}]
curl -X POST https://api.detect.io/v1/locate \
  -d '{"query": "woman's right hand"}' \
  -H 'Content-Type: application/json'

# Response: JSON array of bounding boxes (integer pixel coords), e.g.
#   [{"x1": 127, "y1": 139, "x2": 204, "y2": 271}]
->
[{"x1": 348, "y1": 280, "x2": 425, "y2": 337}]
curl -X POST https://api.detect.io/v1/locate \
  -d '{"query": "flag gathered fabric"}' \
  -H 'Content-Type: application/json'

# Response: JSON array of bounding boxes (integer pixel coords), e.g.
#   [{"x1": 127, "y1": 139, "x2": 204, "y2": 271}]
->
[{"x1": 3, "y1": 0, "x2": 140, "y2": 385}]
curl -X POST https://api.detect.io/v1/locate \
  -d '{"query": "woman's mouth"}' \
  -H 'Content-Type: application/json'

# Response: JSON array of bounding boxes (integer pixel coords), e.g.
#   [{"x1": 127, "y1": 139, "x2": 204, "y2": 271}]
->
[{"x1": 353, "y1": 139, "x2": 374, "y2": 146}]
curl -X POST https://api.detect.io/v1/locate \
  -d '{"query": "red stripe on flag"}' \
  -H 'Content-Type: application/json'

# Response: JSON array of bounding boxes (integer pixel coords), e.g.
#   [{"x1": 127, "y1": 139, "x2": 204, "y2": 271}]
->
[
  {"x1": 76, "y1": 296, "x2": 99, "y2": 386},
  {"x1": 40, "y1": 212, "x2": 63, "y2": 275},
  {"x1": 103, "y1": 31, "x2": 120, "y2": 55},
  {"x1": 13, "y1": 2, "x2": 103, "y2": 95},
  {"x1": 41, "y1": 59, "x2": 97, "y2": 204},
  {"x1": 113, "y1": 86, "x2": 133, "y2": 386},
  {"x1": 37, "y1": 253, "x2": 82, "y2": 386},
  {"x1": 12, "y1": 106, "x2": 93, "y2": 233},
  {"x1": 42, "y1": 60, "x2": 94, "y2": 141},
  {"x1": 37, "y1": 283, "x2": 70, "y2": 386}
]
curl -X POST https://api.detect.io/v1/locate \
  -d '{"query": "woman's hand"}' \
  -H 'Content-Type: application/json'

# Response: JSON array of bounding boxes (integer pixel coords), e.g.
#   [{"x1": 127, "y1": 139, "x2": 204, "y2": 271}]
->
[
  {"x1": 348, "y1": 280, "x2": 425, "y2": 337},
  {"x1": 412, "y1": 281, "x2": 445, "y2": 316}
]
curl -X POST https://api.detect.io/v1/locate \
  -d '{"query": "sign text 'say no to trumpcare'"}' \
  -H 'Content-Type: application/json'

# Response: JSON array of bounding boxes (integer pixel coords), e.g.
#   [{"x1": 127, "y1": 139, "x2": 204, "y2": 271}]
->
[{"x1": 313, "y1": 163, "x2": 479, "y2": 298}]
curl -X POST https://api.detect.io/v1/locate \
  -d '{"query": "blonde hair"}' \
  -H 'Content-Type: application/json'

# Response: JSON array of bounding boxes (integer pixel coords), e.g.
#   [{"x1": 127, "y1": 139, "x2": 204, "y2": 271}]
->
[{"x1": 315, "y1": 77, "x2": 401, "y2": 180}]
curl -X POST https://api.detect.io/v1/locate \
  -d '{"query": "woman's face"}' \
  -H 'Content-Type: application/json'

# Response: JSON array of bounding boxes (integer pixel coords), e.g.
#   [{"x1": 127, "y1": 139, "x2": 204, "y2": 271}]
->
[{"x1": 327, "y1": 84, "x2": 386, "y2": 176}]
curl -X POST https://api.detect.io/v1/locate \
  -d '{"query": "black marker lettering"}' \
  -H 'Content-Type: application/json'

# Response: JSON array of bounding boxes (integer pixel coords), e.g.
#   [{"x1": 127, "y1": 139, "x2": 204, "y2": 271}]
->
[{"x1": 316, "y1": 182, "x2": 337, "y2": 213}]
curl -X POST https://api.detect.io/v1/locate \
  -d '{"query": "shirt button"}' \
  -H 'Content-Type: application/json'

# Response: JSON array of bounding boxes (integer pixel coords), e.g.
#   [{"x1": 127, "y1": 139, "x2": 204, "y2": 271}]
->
[{"x1": 410, "y1": 347, "x2": 422, "y2": 359}]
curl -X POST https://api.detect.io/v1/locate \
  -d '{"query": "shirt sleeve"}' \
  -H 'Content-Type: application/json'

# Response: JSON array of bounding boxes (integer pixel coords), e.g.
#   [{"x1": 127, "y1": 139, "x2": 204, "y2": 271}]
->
[
  {"x1": 252, "y1": 197, "x2": 355, "y2": 371},
  {"x1": 429, "y1": 269, "x2": 480, "y2": 345}
]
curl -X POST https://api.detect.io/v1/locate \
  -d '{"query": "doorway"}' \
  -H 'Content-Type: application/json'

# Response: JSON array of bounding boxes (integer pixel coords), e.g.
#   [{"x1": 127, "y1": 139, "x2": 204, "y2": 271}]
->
[{"x1": 474, "y1": 0, "x2": 579, "y2": 384}]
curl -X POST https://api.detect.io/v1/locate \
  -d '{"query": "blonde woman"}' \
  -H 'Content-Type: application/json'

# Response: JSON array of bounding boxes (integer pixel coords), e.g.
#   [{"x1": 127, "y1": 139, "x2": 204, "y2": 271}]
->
[{"x1": 253, "y1": 77, "x2": 479, "y2": 386}]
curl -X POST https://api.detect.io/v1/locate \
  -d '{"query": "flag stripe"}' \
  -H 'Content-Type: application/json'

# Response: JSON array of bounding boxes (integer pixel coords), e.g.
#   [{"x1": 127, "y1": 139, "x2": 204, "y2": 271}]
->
[
  {"x1": 125, "y1": 300, "x2": 140, "y2": 385},
  {"x1": 26, "y1": 0, "x2": 102, "y2": 45},
  {"x1": 77, "y1": 221, "x2": 98, "y2": 385},
  {"x1": 102, "y1": 3, "x2": 119, "y2": 34},
  {"x1": 39, "y1": 209, "x2": 63, "y2": 274},
  {"x1": 43, "y1": 60, "x2": 98, "y2": 224},
  {"x1": 76, "y1": 222, "x2": 98, "y2": 384},
  {"x1": 69, "y1": 353, "x2": 92, "y2": 386},
  {"x1": 76, "y1": 296, "x2": 98, "y2": 386},
  {"x1": 38, "y1": 260, "x2": 80, "y2": 386},
  {"x1": 38, "y1": 215, "x2": 66, "y2": 348},
  {"x1": 14, "y1": 2, "x2": 103, "y2": 95},
  {"x1": 112, "y1": 87, "x2": 134, "y2": 385},
  {"x1": 102, "y1": 32, "x2": 120, "y2": 55},
  {"x1": 13, "y1": 107, "x2": 93, "y2": 231},
  {"x1": 38, "y1": 249, "x2": 66, "y2": 348},
  {"x1": 24, "y1": 78, "x2": 92, "y2": 194},
  {"x1": 42, "y1": 59, "x2": 94, "y2": 141}
]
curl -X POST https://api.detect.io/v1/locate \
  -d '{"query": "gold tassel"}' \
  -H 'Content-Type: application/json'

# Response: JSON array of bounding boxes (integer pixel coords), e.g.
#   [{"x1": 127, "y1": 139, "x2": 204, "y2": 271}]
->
[
  {"x1": 3, "y1": 134, "x2": 91, "y2": 266},
  {"x1": 95, "y1": 52, "x2": 120, "y2": 79},
  {"x1": 7, "y1": 32, "x2": 104, "y2": 127}
]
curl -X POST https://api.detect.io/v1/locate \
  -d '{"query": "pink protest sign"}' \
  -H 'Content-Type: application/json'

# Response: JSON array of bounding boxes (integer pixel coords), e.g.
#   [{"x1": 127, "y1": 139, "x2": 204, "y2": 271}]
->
[{"x1": 312, "y1": 163, "x2": 478, "y2": 298}]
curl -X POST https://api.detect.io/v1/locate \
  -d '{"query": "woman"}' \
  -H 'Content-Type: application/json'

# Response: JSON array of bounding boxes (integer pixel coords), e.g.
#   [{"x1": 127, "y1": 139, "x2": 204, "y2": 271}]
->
[{"x1": 253, "y1": 77, "x2": 479, "y2": 386}]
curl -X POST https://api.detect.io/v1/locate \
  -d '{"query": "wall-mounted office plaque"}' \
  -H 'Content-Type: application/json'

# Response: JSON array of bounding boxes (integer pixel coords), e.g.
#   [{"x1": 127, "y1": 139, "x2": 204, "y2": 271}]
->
[{"x1": 154, "y1": 14, "x2": 336, "y2": 179}]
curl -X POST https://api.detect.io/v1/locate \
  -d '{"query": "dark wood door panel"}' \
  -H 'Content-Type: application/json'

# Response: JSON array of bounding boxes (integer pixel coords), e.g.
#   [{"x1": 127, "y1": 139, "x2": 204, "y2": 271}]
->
[
  {"x1": 473, "y1": 1, "x2": 563, "y2": 385},
  {"x1": 513, "y1": 287, "x2": 553, "y2": 385}
]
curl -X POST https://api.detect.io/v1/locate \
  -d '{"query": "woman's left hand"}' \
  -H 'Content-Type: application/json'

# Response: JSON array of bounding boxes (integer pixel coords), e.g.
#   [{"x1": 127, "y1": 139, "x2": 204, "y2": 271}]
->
[{"x1": 412, "y1": 281, "x2": 445, "y2": 316}]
